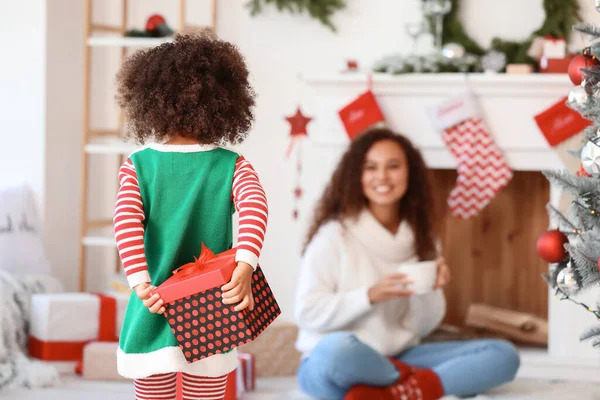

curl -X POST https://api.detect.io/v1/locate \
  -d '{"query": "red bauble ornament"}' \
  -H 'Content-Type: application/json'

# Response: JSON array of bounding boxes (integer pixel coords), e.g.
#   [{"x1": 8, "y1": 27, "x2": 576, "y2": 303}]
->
[
  {"x1": 568, "y1": 54, "x2": 600, "y2": 86},
  {"x1": 536, "y1": 230, "x2": 568, "y2": 263},
  {"x1": 146, "y1": 14, "x2": 166, "y2": 32}
]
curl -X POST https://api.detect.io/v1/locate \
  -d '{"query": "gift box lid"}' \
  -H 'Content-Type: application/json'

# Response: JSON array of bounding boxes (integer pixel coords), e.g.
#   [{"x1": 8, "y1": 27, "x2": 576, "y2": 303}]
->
[{"x1": 154, "y1": 244, "x2": 237, "y2": 303}]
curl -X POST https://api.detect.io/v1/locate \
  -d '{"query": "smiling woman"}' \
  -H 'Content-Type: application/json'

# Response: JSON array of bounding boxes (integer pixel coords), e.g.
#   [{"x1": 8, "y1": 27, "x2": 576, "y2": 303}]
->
[{"x1": 294, "y1": 127, "x2": 521, "y2": 400}]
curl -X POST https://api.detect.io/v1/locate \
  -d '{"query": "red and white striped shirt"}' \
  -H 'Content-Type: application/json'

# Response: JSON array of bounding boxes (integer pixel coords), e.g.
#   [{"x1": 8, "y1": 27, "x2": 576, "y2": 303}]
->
[{"x1": 113, "y1": 155, "x2": 268, "y2": 288}]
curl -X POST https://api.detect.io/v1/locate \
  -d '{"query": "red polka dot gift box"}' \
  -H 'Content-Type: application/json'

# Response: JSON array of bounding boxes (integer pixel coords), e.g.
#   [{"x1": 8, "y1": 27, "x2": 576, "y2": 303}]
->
[{"x1": 153, "y1": 244, "x2": 281, "y2": 363}]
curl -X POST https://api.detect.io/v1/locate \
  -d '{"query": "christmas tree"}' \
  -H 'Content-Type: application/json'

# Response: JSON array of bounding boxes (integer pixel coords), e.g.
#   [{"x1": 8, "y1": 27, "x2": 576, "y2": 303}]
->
[{"x1": 539, "y1": 18, "x2": 600, "y2": 347}]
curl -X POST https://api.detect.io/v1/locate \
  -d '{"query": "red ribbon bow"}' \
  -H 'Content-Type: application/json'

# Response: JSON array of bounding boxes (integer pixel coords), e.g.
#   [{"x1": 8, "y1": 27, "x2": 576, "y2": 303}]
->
[{"x1": 172, "y1": 243, "x2": 216, "y2": 276}]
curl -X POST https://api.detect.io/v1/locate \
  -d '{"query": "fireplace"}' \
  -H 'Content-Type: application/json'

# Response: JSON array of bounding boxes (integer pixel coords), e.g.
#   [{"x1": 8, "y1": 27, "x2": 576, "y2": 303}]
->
[{"x1": 301, "y1": 72, "x2": 600, "y2": 382}]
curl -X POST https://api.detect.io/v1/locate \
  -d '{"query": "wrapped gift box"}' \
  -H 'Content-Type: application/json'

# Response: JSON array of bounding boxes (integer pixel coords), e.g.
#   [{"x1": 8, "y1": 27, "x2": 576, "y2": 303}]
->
[
  {"x1": 237, "y1": 352, "x2": 256, "y2": 392},
  {"x1": 539, "y1": 56, "x2": 573, "y2": 74},
  {"x1": 542, "y1": 36, "x2": 567, "y2": 59},
  {"x1": 154, "y1": 244, "x2": 281, "y2": 364},
  {"x1": 80, "y1": 341, "x2": 128, "y2": 381},
  {"x1": 28, "y1": 292, "x2": 129, "y2": 362},
  {"x1": 238, "y1": 321, "x2": 302, "y2": 377}
]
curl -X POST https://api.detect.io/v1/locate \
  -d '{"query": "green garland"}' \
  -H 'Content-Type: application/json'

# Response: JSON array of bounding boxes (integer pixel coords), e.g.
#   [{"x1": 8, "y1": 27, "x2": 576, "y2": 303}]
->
[
  {"x1": 246, "y1": 0, "x2": 346, "y2": 32},
  {"x1": 437, "y1": 0, "x2": 582, "y2": 68}
]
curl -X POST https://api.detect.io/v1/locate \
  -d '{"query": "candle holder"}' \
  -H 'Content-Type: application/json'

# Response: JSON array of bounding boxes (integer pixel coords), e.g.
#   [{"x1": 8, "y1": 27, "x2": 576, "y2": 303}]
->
[{"x1": 422, "y1": 0, "x2": 452, "y2": 52}]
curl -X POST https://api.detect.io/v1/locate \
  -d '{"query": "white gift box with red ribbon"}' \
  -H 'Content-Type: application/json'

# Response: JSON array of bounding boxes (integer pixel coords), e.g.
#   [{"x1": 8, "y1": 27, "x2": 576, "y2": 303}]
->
[
  {"x1": 28, "y1": 292, "x2": 129, "y2": 363},
  {"x1": 542, "y1": 35, "x2": 567, "y2": 59}
]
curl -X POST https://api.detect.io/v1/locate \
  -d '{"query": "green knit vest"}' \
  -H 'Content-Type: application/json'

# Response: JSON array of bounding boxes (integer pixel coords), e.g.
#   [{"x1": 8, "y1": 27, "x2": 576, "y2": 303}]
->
[{"x1": 119, "y1": 147, "x2": 238, "y2": 355}]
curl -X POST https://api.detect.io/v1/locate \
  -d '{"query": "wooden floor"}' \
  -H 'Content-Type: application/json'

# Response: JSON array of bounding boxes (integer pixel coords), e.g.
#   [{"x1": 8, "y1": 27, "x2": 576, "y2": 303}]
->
[{"x1": 2, "y1": 376, "x2": 600, "y2": 400}]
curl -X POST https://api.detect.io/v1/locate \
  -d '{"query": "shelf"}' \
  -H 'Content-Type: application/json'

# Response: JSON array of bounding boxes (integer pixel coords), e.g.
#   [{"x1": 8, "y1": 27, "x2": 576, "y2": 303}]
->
[
  {"x1": 83, "y1": 235, "x2": 116, "y2": 247},
  {"x1": 303, "y1": 72, "x2": 571, "y2": 97},
  {"x1": 87, "y1": 36, "x2": 173, "y2": 48},
  {"x1": 85, "y1": 141, "x2": 139, "y2": 155},
  {"x1": 303, "y1": 72, "x2": 571, "y2": 85}
]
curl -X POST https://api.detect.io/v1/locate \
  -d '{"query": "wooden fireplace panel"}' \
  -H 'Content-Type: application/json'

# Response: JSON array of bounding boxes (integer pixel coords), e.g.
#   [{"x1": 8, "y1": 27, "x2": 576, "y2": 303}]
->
[{"x1": 430, "y1": 170, "x2": 550, "y2": 327}]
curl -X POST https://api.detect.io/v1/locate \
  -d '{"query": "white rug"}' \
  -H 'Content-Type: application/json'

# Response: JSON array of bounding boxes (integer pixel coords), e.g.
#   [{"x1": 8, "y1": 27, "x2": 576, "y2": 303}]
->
[{"x1": 1, "y1": 376, "x2": 600, "y2": 400}]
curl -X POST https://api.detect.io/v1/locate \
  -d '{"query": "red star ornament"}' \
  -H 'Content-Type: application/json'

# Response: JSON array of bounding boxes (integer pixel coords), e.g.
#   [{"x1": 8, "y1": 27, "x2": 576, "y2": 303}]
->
[{"x1": 285, "y1": 107, "x2": 312, "y2": 158}]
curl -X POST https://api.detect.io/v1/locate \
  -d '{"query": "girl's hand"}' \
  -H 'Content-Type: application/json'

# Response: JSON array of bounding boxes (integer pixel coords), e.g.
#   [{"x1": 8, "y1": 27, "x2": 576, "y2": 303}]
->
[
  {"x1": 367, "y1": 273, "x2": 414, "y2": 304},
  {"x1": 434, "y1": 257, "x2": 451, "y2": 289},
  {"x1": 221, "y1": 262, "x2": 255, "y2": 312},
  {"x1": 134, "y1": 282, "x2": 166, "y2": 314}
]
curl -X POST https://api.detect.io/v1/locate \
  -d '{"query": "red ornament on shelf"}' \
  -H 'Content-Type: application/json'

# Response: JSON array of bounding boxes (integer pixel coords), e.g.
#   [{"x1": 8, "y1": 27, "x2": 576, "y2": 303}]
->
[
  {"x1": 536, "y1": 230, "x2": 568, "y2": 263},
  {"x1": 568, "y1": 54, "x2": 600, "y2": 86},
  {"x1": 146, "y1": 14, "x2": 166, "y2": 31}
]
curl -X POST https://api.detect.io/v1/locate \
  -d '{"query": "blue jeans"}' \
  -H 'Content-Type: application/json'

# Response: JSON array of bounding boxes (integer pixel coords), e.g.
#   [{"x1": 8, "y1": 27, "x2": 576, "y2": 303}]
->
[{"x1": 297, "y1": 332, "x2": 520, "y2": 400}]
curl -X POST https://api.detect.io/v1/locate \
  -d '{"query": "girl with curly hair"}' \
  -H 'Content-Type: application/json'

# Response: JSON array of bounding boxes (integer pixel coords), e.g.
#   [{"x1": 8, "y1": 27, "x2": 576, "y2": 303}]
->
[
  {"x1": 294, "y1": 128, "x2": 520, "y2": 400},
  {"x1": 112, "y1": 32, "x2": 267, "y2": 400}
]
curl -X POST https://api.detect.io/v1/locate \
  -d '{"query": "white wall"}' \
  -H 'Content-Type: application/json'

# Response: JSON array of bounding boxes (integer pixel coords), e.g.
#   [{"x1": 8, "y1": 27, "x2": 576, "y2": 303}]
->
[
  {"x1": 45, "y1": 0, "x2": 85, "y2": 291},
  {"x1": 0, "y1": 1, "x2": 47, "y2": 214},
  {"x1": 12, "y1": 0, "x2": 600, "y2": 321}
]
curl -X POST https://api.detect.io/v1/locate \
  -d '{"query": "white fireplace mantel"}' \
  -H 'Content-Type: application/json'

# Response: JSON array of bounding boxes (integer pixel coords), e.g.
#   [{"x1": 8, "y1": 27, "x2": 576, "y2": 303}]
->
[
  {"x1": 301, "y1": 72, "x2": 600, "y2": 382},
  {"x1": 303, "y1": 72, "x2": 571, "y2": 172}
]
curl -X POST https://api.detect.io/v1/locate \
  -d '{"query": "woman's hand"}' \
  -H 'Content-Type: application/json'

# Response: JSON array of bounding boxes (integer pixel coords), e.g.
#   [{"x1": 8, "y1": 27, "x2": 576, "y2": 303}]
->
[
  {"x1": 434, "y1": 257, "x2": 451, "y2": 289},
  {"x1": 368, "y1": 273, "x2": 414, "y2": 304},
  {"x1": 134, "y1": 282, "x2": 166, "y2": 314},
  {"x1": 221, "y1": 262, "x2": 255, "y2": 312}
]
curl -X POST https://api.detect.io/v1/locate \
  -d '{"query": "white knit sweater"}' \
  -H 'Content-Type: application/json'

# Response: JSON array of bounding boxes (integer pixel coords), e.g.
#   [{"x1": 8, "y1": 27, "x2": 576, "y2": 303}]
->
[{"x1": 294, "y1": 209, "x2": 446, "y2": 358}]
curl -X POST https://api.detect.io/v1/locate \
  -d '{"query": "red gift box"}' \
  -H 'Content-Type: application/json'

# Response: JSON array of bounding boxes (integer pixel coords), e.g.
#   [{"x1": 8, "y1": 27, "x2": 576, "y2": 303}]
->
[
  {"x1": 154, "y1": 244, "x2": 281, "y2": 364},
  {"x1": 539, "y1": 56, "x2": 573, "y2": 73},
  {"x1": 534, "y1": 96, "x2": 592, "y2": 146},
  {"x1": 338, "y1": 90, "x2": 385, "y2": 140},
  {"x1": 237, "y1": 352, "x2": 256, "y2": 392}
]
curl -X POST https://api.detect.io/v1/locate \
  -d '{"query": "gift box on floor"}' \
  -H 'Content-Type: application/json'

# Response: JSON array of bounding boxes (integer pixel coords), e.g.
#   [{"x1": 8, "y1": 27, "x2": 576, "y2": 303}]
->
[
  {"x1": 154, "y1": 244, "x2": 281, "y2": 364},
  {"x1": 237, "y1": 352, "x2": 256, "y2": 392},
  {"x1": 28, "y1": 292, "x2": 129, "y2": 362},
  {"x1": 238, "y1": 321, "x2": 301, "y2": 377},
  {"x1": 79, "y1": 341, "x2": 128, "y2": 381}
]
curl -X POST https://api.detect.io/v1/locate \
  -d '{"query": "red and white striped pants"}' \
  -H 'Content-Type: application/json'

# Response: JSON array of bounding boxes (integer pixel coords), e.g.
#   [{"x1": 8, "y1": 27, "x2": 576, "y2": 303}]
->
[{"x1": 133, "y1": 373, "x2": 228, "y2": 400}]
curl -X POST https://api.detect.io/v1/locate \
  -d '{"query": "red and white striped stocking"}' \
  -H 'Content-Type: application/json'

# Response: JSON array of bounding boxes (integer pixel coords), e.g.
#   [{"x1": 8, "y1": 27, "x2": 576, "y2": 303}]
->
[
  {"x1": 181, "y1": 373, "x2": 228, "y2": 400},
  {"x1": 134, "y1": 373, "x2": 177, "y2": 400},
  {"x1": 134, "y1": 373, "x2": 228, "y2": 400},
  {"x1": 428, "y1": 95, "x2": 513, "y2": 219}
]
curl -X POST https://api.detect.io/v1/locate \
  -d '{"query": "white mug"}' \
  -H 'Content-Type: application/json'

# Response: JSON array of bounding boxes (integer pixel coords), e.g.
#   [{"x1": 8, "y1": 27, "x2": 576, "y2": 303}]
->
[{"x1": 396, "y1": 260, "x2": 438, "y2": 295}]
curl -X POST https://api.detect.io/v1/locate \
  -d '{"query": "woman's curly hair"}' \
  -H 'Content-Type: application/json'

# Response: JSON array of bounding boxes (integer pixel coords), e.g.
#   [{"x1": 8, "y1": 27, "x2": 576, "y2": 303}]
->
[
  {"x1": 115, "y1": 32, "x2": 256, "y2": 145},
  {"x1": 304, "y1": 127, "x2": 438, "y2": 261}
]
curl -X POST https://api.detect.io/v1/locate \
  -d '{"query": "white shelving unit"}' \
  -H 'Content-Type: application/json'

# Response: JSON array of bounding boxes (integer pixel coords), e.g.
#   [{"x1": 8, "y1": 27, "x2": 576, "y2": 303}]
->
[
  {"x1": 87, "y1": 36, "x2": 173, "y2": 48},
  {"x1": 83, "y1": 235, "x2": 117, "y2": 247},
  {"x1": 79, "y1": 0, "x2": 218, "y2": 291},
  {"x1": 84, "y1": 141, "x2": 139, "y2": 155}
]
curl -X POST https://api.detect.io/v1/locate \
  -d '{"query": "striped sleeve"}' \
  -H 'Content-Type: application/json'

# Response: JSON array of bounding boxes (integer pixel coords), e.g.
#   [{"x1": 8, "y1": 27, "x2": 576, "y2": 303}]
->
[
  {"x1": 113, "y1": 158, "x2": 150, "y2": 288},
  {"x1": 232, "y1": 156, "x2": 268, "y2": 269}
]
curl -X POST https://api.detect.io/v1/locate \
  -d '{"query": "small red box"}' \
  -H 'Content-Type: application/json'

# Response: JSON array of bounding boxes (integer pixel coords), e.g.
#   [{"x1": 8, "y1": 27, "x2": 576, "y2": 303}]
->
[
  {"x1": 154, "y1": 244, "x2": 281, "y2": 364},
  {"x1": 338, "y1": 90, "x2": 385, "y2": 140},
  {"x1": 534, "y1": 96, "x2": 592, "y2": 146}
]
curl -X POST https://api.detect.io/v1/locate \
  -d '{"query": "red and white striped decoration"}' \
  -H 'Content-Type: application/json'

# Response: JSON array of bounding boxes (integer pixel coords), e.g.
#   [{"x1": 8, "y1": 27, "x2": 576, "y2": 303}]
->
[{"x1": 441, "y1": 118, "x2": 513, "y2": 219}]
